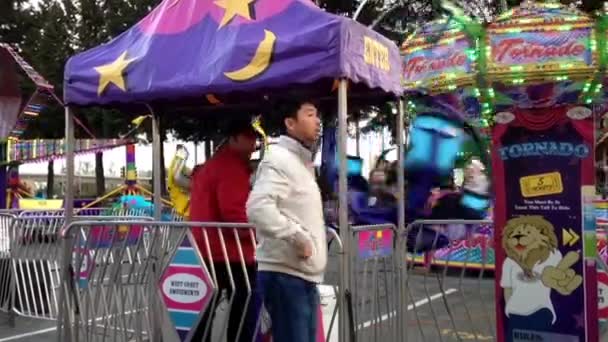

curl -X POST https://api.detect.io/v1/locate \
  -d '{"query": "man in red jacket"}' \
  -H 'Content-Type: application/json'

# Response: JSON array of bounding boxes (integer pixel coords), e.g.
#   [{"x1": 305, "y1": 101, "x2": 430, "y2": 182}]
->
[{"x1": 190, "y1": 119, "x2": 258, "y2": 342}]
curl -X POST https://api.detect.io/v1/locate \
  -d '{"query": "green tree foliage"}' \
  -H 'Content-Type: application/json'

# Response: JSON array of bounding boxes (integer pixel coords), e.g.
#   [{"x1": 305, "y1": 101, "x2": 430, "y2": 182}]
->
[
  {"x1": 71, "y1": 0, "x2": 157, "y2": 195},
  {"x1": 2, "y1": 0, "x2": 158, "y2": 197},
  {"x1": 0, "y1": 1, "x2": 39, "y2": 48}
]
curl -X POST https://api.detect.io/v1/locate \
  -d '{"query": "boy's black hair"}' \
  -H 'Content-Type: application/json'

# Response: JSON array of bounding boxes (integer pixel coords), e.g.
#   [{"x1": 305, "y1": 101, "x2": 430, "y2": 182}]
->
[{"x1": 275, "y1": 98, "x2": 320, "y2": 133}]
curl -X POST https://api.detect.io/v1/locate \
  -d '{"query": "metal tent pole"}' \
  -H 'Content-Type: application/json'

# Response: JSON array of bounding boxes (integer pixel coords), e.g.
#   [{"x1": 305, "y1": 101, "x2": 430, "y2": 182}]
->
[
  {"x1": 58, "y1": 106, "x2": 75, "y2": 342},
  {"x1": 337, "y1": 79, "x2": 351, "y2": 342},
  {"x1": 355, "y1": 121, "x2": 361, "y2": 157},
  {"x1": 65, "y1": 108, "x2": 75, "y2": 224},
  {"x1": 150, "y1": 111, "x2": 163, "y2": 342},
  {"x1": 151, "y1": 113, "x2": 162, "y2": 220},
  {"x1": 396, "y1": 99, "x2": 407, "y2": 342}
]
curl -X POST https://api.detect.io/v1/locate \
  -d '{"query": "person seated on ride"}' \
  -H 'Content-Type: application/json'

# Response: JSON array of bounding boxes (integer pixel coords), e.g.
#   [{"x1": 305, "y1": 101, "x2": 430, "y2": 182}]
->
[
  {"x1": 427, "y1": 159, "x2": 489, "y2": 219},
  {"x1": 368, "y1": 168, "x2": 397, "y2": 208},
  {"x1": 424, "y1": 159, "x2": 490, "y2": 241},
  {"x1": 346, "y1": 158, "x2": 397, "y2": 226}
]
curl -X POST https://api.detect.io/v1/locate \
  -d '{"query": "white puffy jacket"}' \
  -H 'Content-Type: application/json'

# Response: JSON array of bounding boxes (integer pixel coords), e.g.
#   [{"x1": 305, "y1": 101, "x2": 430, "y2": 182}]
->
[{"x1": 246, "y1": 135, "x2": 327, "y2": 283}]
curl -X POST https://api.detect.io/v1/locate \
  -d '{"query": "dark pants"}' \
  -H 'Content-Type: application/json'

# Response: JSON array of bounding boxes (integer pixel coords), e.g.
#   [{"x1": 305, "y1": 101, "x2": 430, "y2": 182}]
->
[
  {"x1": 258, "y1": 271, "x2": 319, "y2": 342},
  {"x1": 506, "y1": 308, "x2": 554, "y2": 342},
  {"x1": 191, "y1": 262, "x2": 257, "y2": 342}
]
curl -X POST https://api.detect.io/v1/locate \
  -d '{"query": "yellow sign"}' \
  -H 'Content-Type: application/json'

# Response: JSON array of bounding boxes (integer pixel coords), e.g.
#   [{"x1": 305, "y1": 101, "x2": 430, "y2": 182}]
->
[
  {"x1": 563, "y1": 228, "x2": 580, "y2": 247},
  {"x1": 364, "y1": 37, "x2": 390, "y2": 71},
  {"x1": 18, "y1": 199, "x2": 64, "y2": 210},
  {"x1": 520, "y1": 172, "x2": 563, "y2": 198}
]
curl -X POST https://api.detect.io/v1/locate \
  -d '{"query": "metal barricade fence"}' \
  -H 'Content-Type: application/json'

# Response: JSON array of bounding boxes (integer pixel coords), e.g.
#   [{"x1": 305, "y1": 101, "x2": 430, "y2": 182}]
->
[
  {"x1": 59, "y1": 220, "x2": 257, "y2": 342},
  {"x1": 318, "y1": 227, "x2": 343, "y2": 342},
  {"x1": 0, "y1": 213, "x2": 15, "y2": 317},
  {"x1": 6, "y1": 214, "x2": 152, "y2": 322},
  {"x1": 404, "y1": 220, "x2": 496, "y2": 342},
  {"x1": 0, "y1": 206, "x2": 181, "y2": 324},
  {"x1": 348, "y1": 224, "x2": 403, "y2": 342}
]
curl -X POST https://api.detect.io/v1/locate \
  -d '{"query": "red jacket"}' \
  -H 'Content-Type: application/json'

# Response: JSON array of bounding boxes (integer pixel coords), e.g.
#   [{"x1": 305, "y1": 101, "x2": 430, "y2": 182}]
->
[{"x1": 190, "y1": 146, "x2": 255, "y2": 265}]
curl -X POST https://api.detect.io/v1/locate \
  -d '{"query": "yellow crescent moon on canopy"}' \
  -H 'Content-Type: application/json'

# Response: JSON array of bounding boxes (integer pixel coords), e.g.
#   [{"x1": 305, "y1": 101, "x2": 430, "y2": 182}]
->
[{"x1": 224, "y1": 30, "x2": 276, "y2": 82}]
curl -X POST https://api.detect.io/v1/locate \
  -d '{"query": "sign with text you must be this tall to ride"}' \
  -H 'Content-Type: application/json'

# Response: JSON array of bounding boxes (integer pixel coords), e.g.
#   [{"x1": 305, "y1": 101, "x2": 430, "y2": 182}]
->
[{"x1": 492, "y1": 106, "x2": 598, "y2": 342}]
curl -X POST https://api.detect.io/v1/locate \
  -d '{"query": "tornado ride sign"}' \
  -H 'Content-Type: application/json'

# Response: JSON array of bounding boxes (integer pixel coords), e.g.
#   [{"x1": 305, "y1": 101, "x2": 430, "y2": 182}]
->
[
  {"x1": 160, "y1": 232, "x2": 214, "y2": 342},
  {"x1": 492, "y1": 106, "x2": 598, "y2": 342}
]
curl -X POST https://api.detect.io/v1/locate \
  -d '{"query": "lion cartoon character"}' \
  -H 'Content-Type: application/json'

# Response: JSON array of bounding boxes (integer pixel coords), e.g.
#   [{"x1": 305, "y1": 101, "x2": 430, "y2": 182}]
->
[{"x1": 501, "y1": 216, "x2": 582, "y2": 328}]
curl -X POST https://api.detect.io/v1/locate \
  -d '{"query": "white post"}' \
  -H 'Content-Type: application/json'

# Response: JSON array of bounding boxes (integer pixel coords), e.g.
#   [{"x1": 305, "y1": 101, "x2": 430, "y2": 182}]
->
[
  {"x1": 396, "y1": 99, "x2": 407, "y2": 341},
  {"x1": 58, "y1": 106, "x2": 75, "y2": 341},
  {"x1": 355, "y1": 120, "x2": 361, "y2": 157},
  {"x1": 151, "y1": 114, "x2": 162, "y2": 220},
  {"x1": 150, "y1": 112, "x2": 163, "y2": 342},
  {"x1": 65, "y1": 109, "x2": 75, "y2": 221},
  {"x1": 337, "y1": 79, "x2": 351, "y2": 342}
]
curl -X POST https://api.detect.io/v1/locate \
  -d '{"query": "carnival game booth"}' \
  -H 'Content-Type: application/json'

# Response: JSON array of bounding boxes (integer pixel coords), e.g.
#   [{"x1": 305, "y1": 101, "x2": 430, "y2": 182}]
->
[
  {"x1": 401, "y1": 1, "x2": 606, "y2": 341},
  {"x1": 60, "y1": 1, "x2": 404, "y2": 341}
]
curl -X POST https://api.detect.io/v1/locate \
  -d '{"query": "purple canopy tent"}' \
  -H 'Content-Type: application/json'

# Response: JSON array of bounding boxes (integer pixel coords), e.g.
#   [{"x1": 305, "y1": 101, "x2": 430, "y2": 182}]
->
[
  {"x1": 62, "y1": 1, "x2": 405, "y2": 341},
  {"x1": 63, "y1": 0, "x2": 402, "y2": 107}
]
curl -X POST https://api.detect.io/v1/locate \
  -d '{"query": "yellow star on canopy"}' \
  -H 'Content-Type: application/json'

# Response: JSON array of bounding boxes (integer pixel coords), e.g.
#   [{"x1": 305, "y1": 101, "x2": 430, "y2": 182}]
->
[
  {"x1": 94, "y1": 51, "x2": 135, "y2": 96},
  {"x1": 214, "y1": 0, "x2": 254, "y2": 28}
]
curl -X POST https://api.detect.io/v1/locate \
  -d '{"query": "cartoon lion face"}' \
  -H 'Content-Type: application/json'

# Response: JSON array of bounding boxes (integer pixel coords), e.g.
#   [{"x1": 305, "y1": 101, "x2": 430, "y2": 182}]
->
[{"x1": 502, "y1": 216, "x2": 558, "y2": 277}]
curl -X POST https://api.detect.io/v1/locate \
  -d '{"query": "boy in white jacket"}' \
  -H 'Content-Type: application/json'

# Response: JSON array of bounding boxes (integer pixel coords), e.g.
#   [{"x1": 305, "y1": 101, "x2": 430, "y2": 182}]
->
[{"x1": 247, "y1": 99, "x2": 326, "y2": 342}]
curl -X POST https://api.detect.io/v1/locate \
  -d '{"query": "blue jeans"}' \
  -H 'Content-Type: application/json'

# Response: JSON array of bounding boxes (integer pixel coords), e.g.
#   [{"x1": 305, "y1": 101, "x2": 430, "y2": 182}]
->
[{"x1": 258, "y1": 271, "x2": 319, "y2": 342}]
